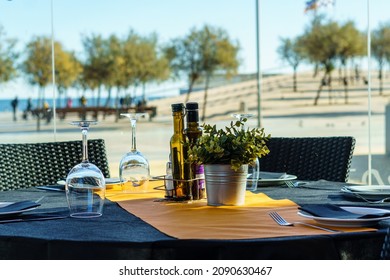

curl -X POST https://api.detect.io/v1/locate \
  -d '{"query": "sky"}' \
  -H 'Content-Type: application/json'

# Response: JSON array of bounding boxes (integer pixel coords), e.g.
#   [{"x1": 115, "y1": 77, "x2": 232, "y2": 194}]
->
[{"x1": 0, "y1": 0, "x2": 389, "y2": 99}]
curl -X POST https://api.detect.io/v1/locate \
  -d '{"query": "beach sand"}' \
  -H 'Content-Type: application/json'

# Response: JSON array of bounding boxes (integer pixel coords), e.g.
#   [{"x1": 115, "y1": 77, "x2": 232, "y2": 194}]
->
[{"x1": 1, "y1": 72, "x2": 390, "y2": 184}]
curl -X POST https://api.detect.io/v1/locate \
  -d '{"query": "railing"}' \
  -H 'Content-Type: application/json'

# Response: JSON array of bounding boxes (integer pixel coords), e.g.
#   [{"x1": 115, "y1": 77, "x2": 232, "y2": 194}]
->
[{"x1": 31, "y1": 106, "x2": 157, "y2": 122}]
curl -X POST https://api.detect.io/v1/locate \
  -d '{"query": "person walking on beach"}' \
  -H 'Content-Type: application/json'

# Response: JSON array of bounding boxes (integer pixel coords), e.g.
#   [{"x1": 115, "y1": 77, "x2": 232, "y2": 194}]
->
[
  {"x1": 11, "y1": 96, "x2": 18, "y2": 121},
  {"x1": 23, "y1": 97, "x2": 33, "y2": 120},
  {"x1": 66, "y1": 97, "x2": 73, "y2": 108},
  {"x1": 80, "y1": 95, "x2": 87, "y2": 107}
]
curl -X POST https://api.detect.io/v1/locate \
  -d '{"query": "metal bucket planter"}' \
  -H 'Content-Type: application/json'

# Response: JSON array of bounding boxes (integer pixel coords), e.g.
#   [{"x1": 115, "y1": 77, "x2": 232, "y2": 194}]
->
[{"x1": 204, "y1": 164, "x2": 248, "y2": 206}]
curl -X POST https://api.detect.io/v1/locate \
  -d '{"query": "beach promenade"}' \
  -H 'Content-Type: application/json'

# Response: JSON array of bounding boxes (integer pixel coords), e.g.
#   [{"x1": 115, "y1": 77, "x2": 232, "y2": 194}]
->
[{"x1": 1, "y1": 72, "x2": 390, "y2": 184}]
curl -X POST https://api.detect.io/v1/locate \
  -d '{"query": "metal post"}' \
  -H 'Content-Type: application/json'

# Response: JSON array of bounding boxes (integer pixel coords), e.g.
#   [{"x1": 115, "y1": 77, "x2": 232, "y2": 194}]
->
[
  {"x1": 367, "y1": 0, "x2": 372, "y2": 185},
  {"x1": 386, "y1": 104, "x2": 390, "y2": 156},
  {"x1": 255, "y1": 0, "x2": 261, "y2": 128}
]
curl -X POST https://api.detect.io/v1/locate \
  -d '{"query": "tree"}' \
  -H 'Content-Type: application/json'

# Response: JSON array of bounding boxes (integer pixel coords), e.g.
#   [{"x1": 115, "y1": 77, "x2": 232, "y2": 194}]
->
[
  {"x1": 164, "y1": 25, "x2": 239, "y2": 120},
  {"x1": 22, "y1": 36, "x2": 52, "y2": 108},
  {"x1": 199, "y1": 25, "x2": 239, "y2": 121},
  {"x1": 81, "y1": 33, "x2": 113, "y2": 106},
  {"x1": 372, "y1": 23, "x2": 390, "y2": 95},
  {"x1": 300, "y1": 17, "x2": 342, "y2": 105},
  {"x1": 120, "y1": 31, "x2": 169, "y2": 105},
  {"x1": 0, "y1": 26, "x2": 18, "y2": 87},
  {"x1": 337, "y1": 21, "x2": 365, "y2": 103},
  {"x1": 22, "y1": 36, "x2": 81, "y2": 130},
  {"x1": 277, "y1": 36, "x2": 305, "y2": 92},
  {"x1": 55, "y1": 49, "x2": 82, "y2": 107},
  {"x1": 23, "y1": 36, "x2": 81, "y2": 106},
  {"x1": 164, "y1": 28, "x2": 204, "y2": 103},
  {"x1": 134, "y1": 34, "x2": 170, "y2": 103}
]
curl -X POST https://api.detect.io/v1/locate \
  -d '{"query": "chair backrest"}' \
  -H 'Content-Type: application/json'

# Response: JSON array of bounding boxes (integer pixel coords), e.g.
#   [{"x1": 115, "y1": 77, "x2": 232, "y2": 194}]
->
[
  {"x1": 259, "y1": 136, "x2": 356, "y2": 182},
  {"x1": 0, "y1": 139, "x2": 110, "y2": 191}
]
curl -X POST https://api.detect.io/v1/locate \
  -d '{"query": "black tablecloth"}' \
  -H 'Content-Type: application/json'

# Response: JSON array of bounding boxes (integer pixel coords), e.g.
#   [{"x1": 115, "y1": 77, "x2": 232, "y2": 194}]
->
[{"x1": 0, "y1": 180, "x2": 389, "y2": 260}]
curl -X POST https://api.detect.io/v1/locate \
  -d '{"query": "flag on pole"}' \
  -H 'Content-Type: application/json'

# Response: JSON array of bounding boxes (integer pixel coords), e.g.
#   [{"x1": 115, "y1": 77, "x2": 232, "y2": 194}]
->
[
  {"x1": 304, "y1": 0, "x2": 318, "y2": 13},
  {"x1": 305, "y1": 0, "x2": 335, "y2": 13}
]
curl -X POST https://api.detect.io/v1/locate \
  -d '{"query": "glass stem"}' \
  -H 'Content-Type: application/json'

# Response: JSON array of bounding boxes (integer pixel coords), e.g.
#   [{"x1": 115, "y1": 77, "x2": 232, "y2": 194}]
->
[
  {"x1": 82, "y1": 127, "x2": 89, "y2": 163},
  {"x1": 131, "y1": 118, "x2": 137, "y2": 152}
]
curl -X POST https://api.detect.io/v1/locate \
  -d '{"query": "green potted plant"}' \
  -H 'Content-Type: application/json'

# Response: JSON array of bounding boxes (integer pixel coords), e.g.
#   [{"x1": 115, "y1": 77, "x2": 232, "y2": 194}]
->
[{"x1": 188, "y1": 119, "x2": 270, "y2": 206}]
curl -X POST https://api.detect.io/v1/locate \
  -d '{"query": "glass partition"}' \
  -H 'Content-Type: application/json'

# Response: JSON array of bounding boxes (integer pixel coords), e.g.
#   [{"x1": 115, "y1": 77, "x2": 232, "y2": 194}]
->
[{"x1": 0, "y1": 0, "x2": 388, "y2": 183}]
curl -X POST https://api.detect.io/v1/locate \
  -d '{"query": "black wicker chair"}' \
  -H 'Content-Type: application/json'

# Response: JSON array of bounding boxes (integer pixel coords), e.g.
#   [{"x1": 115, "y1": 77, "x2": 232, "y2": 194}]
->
[
  {"x1": 259, "y1": 136, "x2": 356, "y2": 182},
  {"x1": 381, "y1": 227, "x2": 390, "y2": 259},
  {"x1": 0, "y1": 139, "x2": 110, "y2": 191}
]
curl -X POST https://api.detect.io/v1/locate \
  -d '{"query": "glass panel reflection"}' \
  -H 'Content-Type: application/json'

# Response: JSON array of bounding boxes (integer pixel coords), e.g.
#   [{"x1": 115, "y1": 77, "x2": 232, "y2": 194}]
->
[{"x1": 1, "y1": 0, "x2": 390, "y2": 186}]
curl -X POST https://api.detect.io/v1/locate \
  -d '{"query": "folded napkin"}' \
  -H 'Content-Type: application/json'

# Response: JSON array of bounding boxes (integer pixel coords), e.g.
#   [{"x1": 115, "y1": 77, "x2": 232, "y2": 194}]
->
[
  {"x1": 258, "y1": 171, "x2": 287, "y2": 179},
  {"x1": 298, "y1": 204, "x2": 390, "y2": 219},
  {"x1": 0, "y1": 200, "x2": 41, "y2": 213}
]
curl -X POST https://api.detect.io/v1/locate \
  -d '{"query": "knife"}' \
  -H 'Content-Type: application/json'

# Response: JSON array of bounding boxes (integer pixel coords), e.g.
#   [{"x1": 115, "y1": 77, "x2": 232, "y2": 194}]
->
[
  {"x1": 0, "y1": 214, "x2": 68, "y2": 224},
  {"x1": 35, "y1": 185, "x2": 65, "y2": 192}
]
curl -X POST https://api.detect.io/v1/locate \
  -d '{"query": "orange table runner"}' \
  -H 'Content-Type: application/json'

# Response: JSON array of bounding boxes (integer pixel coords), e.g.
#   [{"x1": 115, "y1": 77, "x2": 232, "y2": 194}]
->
[{"x1": 106, "y1": 181, "x2": 376, "y2": 240}]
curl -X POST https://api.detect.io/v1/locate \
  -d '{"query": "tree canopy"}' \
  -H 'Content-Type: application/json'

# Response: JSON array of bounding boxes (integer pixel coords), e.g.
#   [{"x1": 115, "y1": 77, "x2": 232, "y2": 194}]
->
[
  {"x1": 279, "y1": 16, "x2": 366, "y2": 105},
  {"x1": 0, "y1": 26, "x2": 18, "y2": 84},
  {"x1": 164, "y1": 24, "x2": 239, "y2": 120}
]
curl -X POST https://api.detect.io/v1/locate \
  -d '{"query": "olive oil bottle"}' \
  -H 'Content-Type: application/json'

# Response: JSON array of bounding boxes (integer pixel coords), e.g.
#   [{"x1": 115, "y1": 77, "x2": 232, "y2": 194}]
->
[{"x1": 170, "y1": 103, "x2": 192, "y2": 200}]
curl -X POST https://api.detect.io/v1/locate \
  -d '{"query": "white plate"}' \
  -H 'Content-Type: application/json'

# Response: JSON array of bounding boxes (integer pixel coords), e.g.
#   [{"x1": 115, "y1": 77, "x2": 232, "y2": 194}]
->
[
  {"x1": 341, "y1": 185, "x2": 390, "y2": 200},
  {"x1": 105, "y1": 177, "x2": 122, "y2": 184},
  {"x1": 298, "y1": 206, "x2": 390, "y2": 227},
  {"x1": 256, "y1": 173, "x2": 297, "y2": 187},
  {"x1": 0, "y1": 202, "x2": 39, "y2": 217}
]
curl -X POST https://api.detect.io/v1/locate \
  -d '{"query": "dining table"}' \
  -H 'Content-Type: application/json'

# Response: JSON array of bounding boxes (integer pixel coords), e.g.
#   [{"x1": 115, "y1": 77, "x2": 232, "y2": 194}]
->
[{"x1": 0, "y1": 179, "x2": 389, "y2": 260}]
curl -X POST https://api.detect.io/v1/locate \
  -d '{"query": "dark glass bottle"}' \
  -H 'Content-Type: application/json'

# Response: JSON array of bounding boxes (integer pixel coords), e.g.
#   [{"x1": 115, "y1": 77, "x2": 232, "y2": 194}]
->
[
  {"x1": 170, "y1": 103, "x2": 192, "y2": 200},
  {"x1": 185, "y1": 102, "x2": 205, "y2": 200}
]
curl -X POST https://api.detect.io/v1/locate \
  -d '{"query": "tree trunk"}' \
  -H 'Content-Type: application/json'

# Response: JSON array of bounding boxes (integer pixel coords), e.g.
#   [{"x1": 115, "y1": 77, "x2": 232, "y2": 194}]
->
[
  {"x1": 185, "y1": 78, "x2": 196, "y2": 103},
  {"x1": 104, "y1": 87, "x2": 112, "y2": 107},
  {"x1": 201, "y1": 73, "x2": 211, "y2": 122},
  {"x1": 142, "y1": 83, "x2": 146, "y2": 103},
  {"x1": 379, "y1": 65, "x2": 383, "y2": 96},
  {"x1": 327, "y1": 74, "x2": 332, "y2": 105},
  {"x1": 36, "y1": 87, "x2": 44, "y2": 132},
  {"x1": 97, "y1": 85, "x2": 101, "y2": 107},
  {"x1": 293, "y1": 66, "x2": 297, "y2": 92},
  {"x1": 312, "y1": 64, "x2": 319, "y2": 78},
  {"x1": 343, "y1": 64, "x2": 349, "y2": 104},
  {"x1": 314, "y1": 73, "x2": 327, "y2": 106}
]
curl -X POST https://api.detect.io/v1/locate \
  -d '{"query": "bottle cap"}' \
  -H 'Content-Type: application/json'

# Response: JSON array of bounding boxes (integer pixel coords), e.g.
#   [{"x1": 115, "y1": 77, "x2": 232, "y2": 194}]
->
[
  {"x1": 186, "y1": 102, "x2": 199, "y2": 122},
  {"x1": 186, "y1": 102, "x2": 198, "y2": 110},
  {"x1": 171, "y1": 103, "x2": 184, "y2": 112}
]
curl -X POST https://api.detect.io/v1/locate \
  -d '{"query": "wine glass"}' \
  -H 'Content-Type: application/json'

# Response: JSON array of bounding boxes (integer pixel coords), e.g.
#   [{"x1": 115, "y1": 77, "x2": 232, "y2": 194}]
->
[
  {"x1": 119, "y1": 113, "x2": 150, "y2": 193},
  {"x1": 231, "y1": 113, "x2": 259, "y2": 191},
  {"x1": 65, "y1": 121, "x2": 106, "y2": 218}
]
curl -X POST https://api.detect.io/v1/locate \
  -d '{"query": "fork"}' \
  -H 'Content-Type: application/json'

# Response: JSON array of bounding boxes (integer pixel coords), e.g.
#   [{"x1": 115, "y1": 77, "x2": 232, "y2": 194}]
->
[
  {"x1": 285, "y1": 181, "x2": 295, "y2": 188},
  {"x1": 35, "y1": 196, "x2": 45, "y2": 203},
  {"x1": 268, "y1": 211, "x2": 340, "y2": 233}
]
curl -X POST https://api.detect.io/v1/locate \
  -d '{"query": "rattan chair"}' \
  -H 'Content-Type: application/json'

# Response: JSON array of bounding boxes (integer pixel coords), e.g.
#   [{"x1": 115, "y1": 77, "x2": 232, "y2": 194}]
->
[
  {"x1": 381, "y1": 227, "x2": 390, "y2": 259},
  {"x1": 259, "y1": 136, "x2": 356, "y2": 182},
  {"x1": 0, "y1": 139, "x2": 110, "y2": 191}
]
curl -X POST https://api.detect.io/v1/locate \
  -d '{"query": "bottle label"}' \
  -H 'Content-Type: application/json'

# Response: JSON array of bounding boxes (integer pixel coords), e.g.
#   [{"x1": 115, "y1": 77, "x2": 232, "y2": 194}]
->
[{"x1": 196, "y1": 165, "x2": 205, "y2": 190}]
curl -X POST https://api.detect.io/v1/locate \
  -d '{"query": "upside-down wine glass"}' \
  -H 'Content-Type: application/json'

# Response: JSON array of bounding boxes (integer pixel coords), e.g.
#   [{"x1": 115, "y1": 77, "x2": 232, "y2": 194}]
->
[
  {"x1": 65, "y1": 121, "x2": 106, "y2": 218},
  {"x1": 119, "y1": 113, "x2": 150, "y2": 193},
  {"x1": 231, "y1": 113, "x2": 259, "y2": 191}
]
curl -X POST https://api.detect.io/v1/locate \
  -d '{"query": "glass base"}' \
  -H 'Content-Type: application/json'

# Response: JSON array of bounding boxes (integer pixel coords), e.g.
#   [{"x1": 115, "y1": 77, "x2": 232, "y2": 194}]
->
[
  {"x1": 70, "y1": 212, "x2": 102, "y2": 218},
  {"x1": 120, "y1": 179, "x2": 149, "y2": 193}
]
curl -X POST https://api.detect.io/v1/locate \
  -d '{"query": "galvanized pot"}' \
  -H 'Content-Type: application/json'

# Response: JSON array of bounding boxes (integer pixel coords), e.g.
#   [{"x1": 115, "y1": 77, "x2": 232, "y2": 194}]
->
[{"x1": 204, "y1": 164, "x2": 248, "y2": 206}]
